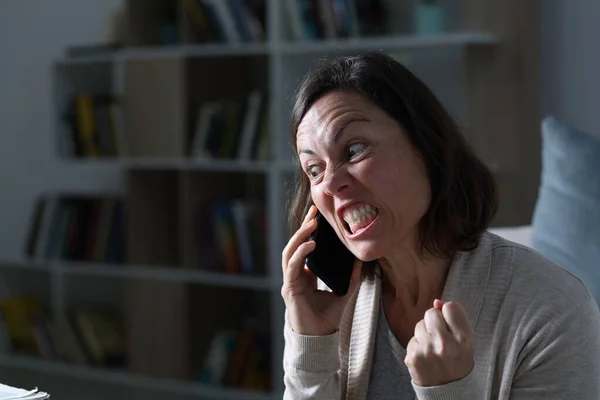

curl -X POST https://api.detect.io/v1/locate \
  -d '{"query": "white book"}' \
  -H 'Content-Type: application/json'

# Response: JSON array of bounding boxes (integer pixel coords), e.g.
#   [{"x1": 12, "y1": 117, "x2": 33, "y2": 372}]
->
[
  {"x1": 0, "y1": 383, "x2": 49, "y2": 399},
  {"x1": 191, "y1": 102, "x2": 218, "y2": 159},
  {"x1": 237, "y1": 91, "x2": 262, "y2": 160}
]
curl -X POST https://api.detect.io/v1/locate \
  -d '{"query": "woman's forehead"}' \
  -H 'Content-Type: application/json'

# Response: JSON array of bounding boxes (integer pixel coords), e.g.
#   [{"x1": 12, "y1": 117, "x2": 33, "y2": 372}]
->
[{"x1": 298, "y1": 92, "x2": 373, "y2": 136}]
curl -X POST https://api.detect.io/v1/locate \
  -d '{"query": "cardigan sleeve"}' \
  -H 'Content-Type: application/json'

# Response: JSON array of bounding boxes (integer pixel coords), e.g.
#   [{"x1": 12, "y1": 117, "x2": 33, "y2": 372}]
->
[
  {"x1": 283, "y1": 312, "x2": 342, "y2": 400},
  {"x1": 411, "y1": 293, "x2": 600, "y2": 400},
  {"x1": 411, "y1": 364, "x2": 484, "y2": 400},
  {"x1": 508, "y1": 293, "x2": 600, "y2": 398}
]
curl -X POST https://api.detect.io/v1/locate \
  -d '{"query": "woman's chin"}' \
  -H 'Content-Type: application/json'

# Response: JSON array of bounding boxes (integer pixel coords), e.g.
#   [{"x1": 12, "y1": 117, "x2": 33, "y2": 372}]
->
[{"x1": 350, "y1": 245, "x2": 384, "y2": 263}]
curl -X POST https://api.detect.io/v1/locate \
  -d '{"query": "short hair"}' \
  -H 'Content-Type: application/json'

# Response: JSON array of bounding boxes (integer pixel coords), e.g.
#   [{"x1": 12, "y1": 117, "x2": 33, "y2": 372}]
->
[{"x1": 288, "y1": 51, "x2": 497, "y2": 259}]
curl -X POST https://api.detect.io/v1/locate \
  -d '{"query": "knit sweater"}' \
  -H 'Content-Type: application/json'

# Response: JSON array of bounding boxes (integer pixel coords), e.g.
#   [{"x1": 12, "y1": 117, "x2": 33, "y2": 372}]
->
[{"x1": 283, "y1": 232, "x2": 600, "y2": 399}]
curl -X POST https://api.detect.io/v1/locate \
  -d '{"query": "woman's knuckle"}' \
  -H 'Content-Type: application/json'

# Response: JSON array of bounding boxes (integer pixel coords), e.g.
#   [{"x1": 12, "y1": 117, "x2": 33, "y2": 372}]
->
[
  {"x1": 424, "y1": 308, "x2": 437, "y2": 319},
  {"x1": 434, "y1": 335, "x2": 444, "y2": 350},
  {"x1": 415, "y1": 319, "x2": 424, "y2": 332},
  {"x1": 455, "y1": 332, "x2": 471, "y2": 346},
  {"x1": 281, "y1": 245, "x2": 290, "y2": 260},
  {"x1": 425, "y1": 340, "x2": 436, "y2": 355}
]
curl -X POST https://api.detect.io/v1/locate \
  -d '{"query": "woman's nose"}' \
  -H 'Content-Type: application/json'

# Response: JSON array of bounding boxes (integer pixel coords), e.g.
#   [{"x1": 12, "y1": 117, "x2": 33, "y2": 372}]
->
[{"x1": 322, "y1": 166, "x2": 351, "y2": 196}]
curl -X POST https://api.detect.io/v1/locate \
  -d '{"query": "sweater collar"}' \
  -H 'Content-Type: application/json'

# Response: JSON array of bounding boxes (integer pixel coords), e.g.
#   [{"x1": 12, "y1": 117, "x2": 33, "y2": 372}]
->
[{"x1": 440, "y1": 232, "x2": 493, "y2": 331}]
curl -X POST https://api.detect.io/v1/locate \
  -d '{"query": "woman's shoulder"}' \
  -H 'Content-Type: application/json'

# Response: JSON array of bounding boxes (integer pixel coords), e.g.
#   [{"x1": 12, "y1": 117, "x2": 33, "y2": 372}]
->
[{"x1": 483, "y1": 231, "x2": 594, "y2": 314}]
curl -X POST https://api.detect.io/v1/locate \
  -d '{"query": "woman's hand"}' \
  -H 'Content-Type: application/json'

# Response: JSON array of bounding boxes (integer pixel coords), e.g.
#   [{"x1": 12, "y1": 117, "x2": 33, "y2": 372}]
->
[
  {"x1": 405, "y1": 299, "x2": 475, "y2": 387},
  {"x1": 281, "y1": 205, "x2": 363, "y2": 336}
]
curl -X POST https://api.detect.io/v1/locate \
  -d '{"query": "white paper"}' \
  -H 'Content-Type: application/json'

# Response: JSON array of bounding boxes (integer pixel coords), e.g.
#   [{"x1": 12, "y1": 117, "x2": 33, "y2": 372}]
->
[{"x1": 0, "y1": 383, "x2": 49, "y2": 399}]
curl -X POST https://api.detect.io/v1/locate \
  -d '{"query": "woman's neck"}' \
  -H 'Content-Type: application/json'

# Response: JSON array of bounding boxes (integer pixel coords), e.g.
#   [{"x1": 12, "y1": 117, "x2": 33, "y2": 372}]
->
[{"x1": 378, "y1": 242, "x2": 451, "y2": 312}]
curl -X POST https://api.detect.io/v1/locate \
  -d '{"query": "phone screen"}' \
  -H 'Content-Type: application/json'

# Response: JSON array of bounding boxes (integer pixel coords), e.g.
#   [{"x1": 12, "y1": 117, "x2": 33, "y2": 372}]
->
[{"x1": 305, "y1": 211, "x2": 355, "y2": 296}]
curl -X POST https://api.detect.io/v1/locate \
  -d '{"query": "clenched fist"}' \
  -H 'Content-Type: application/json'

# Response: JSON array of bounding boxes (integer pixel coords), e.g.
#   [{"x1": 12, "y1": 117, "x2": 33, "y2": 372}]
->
[{"x1": 405, "y1": 299, "x2": 475, "y2": 387}]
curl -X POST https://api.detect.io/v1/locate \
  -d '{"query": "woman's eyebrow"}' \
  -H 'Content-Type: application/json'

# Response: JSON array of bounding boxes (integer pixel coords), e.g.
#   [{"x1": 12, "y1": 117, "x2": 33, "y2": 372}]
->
[
  {"x1": 298, "y1": 116, "x2": 370, "y2": 156},
  {"x1": 333, "y1": 117, "x2": 370, "y2": 143}
]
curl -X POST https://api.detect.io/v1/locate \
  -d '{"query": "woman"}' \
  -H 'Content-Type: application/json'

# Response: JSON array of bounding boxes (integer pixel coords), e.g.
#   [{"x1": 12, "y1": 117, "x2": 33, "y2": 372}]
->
[{"x1": 281, "y1": 52, "x2": 600, "y2": 399}]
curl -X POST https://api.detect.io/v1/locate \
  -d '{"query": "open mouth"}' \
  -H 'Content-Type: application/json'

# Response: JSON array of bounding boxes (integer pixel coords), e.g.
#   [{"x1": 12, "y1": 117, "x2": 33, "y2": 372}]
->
[{"x1": 342, "y1": 204, "x2": 379, "y2": 234}]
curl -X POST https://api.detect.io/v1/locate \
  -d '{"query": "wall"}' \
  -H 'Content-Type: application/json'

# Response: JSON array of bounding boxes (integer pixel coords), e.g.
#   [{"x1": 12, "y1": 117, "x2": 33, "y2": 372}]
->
[
  {"x1": 541, "y1": 0, "x2": 600, "y2": 137},
  {"x1": 0, "y1": 0, "x2": 122, "y2": 260}
]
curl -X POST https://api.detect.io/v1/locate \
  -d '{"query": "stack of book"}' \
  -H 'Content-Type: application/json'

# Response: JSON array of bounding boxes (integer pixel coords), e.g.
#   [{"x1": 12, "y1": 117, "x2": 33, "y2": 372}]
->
[
  {"x1": 189, "y1": 91, "x2": 269, "y2": 161},
  {"x1": 24, "y1": 195, "x2": 125, "y2": 264},
  {"x1": 61, "y1": 93, "x2": 126, "y2": 159},
  {"x1": 0, "y1": 296, "x2": 125, "y2": 368},
  {"x1": 284, "y1": 0, "x2": 386, "y2": 41},
  {"x1": 183, "y1": 0, "x2": 266, "y2": 44},
  {"x1": 194, "y1": 200, "x2": 267, "y2": 275},
  {"x1": 198, "y1": 324, "x2": 271, "y2": 391}
]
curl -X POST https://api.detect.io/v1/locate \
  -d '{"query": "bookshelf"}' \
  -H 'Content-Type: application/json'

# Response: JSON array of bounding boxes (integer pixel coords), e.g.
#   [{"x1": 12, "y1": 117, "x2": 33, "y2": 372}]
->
[{"x1": 0, "y1": 0, "x2": 539, "y2": 399}]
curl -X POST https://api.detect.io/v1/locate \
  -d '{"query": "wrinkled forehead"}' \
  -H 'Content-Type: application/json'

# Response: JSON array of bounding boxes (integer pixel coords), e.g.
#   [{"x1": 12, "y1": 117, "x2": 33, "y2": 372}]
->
[{"x1": 296, "y1": 91, "x2": 370, "y2": 147}]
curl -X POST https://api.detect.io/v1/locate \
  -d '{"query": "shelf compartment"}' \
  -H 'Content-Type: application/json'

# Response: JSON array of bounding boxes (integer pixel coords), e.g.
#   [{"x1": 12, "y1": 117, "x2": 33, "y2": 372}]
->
[
  {"x1": 185, "y1": 55, "x2": 270, "y2": 161},
  {"x1": 53, "y1": 62, "x2": 121, "y2": 159},
  {"x1": 126, "y1": 169, "x2": 180, "y2": 266},
  {"x1": 124, "y1": 57, "x2": 187, "y2": 157},
  {"x1": 125, "y1": 280, "x2": 273, "y2": 387},
  {"x1": 182, "y1": 171, "x2": 268, "y2": 277},
  {"x1": 125, "y1": 0, "x2": 181, "y2": 47}
]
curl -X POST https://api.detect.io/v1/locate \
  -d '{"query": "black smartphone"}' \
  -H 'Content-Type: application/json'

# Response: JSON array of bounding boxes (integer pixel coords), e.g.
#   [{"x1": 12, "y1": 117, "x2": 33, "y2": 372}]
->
[{"x1": 305, "y1": 211, "x2": 355, "y2": 296}]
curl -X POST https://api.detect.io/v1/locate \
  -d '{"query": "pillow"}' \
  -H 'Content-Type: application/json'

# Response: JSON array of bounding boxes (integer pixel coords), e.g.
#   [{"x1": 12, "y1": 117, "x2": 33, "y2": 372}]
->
[{"x1": 530, "y1": 117, "x2": 600, "y2": 304}]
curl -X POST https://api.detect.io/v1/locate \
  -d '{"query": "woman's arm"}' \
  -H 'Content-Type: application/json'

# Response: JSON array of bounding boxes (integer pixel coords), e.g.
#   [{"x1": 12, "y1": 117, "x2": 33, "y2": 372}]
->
[
  {"x1": 283, "y1": 313, "x2": 342, "y2": 400},
  {"x1": 509, "y1": 293, "x2": 600, "y2": 398},
  {"x1": 410, "y1": 293, "x2": 600, "y2": 399}
]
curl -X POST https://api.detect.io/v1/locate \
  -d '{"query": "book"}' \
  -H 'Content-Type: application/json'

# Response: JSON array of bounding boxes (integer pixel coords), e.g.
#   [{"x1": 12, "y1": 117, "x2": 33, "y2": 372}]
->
[{"x1": 0, "y1": 383, "x2": 49, "y2": 399}]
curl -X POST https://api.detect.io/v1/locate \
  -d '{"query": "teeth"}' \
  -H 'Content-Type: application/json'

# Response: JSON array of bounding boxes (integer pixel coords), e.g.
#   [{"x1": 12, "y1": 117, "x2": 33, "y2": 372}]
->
[{"x1": 343, "y1": 204, "x2": 378, "y2": 226}]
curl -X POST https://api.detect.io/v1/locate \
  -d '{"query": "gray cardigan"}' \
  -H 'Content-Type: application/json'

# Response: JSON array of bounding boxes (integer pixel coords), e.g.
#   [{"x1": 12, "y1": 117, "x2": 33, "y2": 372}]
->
[{"x1": 283, "y1": 232, "x2": 600, "y2": 399}]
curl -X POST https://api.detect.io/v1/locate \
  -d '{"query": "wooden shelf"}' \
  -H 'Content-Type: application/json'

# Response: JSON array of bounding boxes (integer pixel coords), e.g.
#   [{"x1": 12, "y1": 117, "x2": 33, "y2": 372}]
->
[
  {"x1": 55, "y1": 32, "x2": 497, "y2": 65},
  {"x1": 65, "y1": 262, "x2": 273, "y2": 290},
  {"x1": 0, "y1": 355, "x2": 273, "y2": 400},
  {"x1": 278, "y1": 32, "x2": 499, "y2": 54},
  {"x1": 125, "y1": 43, "x2": 270, "y2": 59},
  {"x1": 61, "y1": 158, "x2": 296, "y2": 173},
  {"x1": 124, "y1": 157, "x2": 274, "y2": 173},
  {"x1": 0, "y1": 259, "x2": 271, "y2": 290},
  {"x1": 56, "y1": 54, "x2": 116, "y2": 66},
  {"x1": 0, "y1": 258, "x2": 52, "y2": 272},
  {"x1": 57, "y1": 43, "x2": 271, "y2": 65}
]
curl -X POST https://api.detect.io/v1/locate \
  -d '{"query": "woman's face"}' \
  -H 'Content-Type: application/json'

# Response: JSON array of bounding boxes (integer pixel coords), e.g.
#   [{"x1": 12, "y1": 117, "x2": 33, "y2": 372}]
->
[{"x1": 296, "y1": 90, "x2": 431, "y2": 261}]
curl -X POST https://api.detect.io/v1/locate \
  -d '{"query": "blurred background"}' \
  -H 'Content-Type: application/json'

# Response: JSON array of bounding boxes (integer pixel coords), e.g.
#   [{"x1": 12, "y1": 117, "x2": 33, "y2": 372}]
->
[{"x1": 0, "y1": 0, "x2": 598, "y2": 399}]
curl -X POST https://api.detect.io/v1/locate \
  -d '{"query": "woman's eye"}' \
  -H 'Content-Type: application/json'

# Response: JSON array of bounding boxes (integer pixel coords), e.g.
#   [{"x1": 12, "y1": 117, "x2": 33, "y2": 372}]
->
[
  {"x1": 308, "y1": 165, "x2": 323, "y2": 177},
  {"x1": 348, "y1": 143, "x2": 366, "y2": 159}
]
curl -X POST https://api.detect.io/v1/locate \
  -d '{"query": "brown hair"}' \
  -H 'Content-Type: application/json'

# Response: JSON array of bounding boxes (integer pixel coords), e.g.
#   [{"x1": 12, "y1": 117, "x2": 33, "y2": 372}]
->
[{"x1": 287, "y1": 51, "x2": 497, "y2": 260}]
